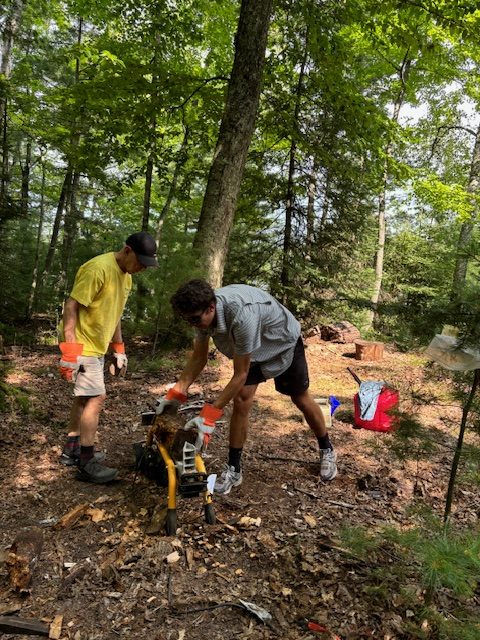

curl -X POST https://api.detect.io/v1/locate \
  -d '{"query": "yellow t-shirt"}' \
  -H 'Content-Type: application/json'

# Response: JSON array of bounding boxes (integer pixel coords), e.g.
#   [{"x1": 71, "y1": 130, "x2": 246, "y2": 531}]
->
[{"x1": 69, "y1": 252, "x2": 132, "y2": 356}]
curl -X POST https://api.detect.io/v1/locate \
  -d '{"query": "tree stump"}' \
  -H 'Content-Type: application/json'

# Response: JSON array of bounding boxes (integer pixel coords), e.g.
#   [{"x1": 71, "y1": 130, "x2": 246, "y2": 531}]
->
[{"x1": 354, "y1": 340, "x2": 384, "y2": 361}]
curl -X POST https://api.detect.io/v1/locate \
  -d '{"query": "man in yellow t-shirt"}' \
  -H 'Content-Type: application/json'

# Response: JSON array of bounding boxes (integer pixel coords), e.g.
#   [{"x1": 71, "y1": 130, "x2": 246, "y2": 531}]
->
[{"x1": 59, "y1": 232, "x2": 157, "y2": 484}]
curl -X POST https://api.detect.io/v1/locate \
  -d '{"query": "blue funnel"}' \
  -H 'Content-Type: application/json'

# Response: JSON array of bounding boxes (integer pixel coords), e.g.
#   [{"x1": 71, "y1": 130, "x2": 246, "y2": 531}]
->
[{"x1": 329, "y1": 395, "x2": 340, "y2": 415}]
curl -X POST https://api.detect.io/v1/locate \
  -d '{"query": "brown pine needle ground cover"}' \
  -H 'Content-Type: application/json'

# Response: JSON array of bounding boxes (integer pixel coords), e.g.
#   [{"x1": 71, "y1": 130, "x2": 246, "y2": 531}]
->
[{"x1": 0, "y1": 341, "x2": 479, "y2": 639}]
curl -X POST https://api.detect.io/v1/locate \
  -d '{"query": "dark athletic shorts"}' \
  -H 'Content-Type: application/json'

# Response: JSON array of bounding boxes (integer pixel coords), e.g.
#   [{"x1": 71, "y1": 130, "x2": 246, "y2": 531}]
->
[{"x1": 244, "y1": 337, "x2": 309, "y2": 396}]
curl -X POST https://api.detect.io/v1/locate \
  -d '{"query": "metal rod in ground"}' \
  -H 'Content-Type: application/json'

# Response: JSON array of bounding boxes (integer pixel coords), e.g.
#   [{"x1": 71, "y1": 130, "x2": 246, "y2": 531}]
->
[{"x1": 347, "y1": 367, "x2": 362, "y2": 385}]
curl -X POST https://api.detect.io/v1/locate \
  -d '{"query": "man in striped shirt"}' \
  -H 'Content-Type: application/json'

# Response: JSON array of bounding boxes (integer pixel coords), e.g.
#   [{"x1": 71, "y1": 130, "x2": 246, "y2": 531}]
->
[{"x1": 156, "y1": 279, "x2": 337, "y2": 494}]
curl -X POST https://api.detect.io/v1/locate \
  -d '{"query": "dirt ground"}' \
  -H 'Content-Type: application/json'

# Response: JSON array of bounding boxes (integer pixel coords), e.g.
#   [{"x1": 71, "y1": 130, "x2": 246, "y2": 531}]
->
[{"x1": 0, "y1": 339, "x2": 478, "y2": 640}]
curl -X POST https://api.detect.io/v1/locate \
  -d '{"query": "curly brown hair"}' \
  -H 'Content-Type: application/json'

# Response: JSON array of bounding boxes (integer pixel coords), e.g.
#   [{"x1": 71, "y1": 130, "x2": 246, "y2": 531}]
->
[{"x1": 170, "y1": 279, "x2": 216, "y2": 315}]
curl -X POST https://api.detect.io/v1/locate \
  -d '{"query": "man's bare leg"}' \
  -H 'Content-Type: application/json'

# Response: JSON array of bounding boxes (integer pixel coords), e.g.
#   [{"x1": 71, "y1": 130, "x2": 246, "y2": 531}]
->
[
  {"x1": 291, "y1": 389, "x2": 337, "y2": 481},
  {"x1": 62, "y1": 395, "x2": 106, "y2": 468},
  {"x1": 78, "y1": 395, "x2": 106, "y2": 446},
  {"x1": 215, "y1": 384, "x2": 257, "y2": 495},
  {"x1": 291, "y1": 390, "x2": 327, "y2": 437},
  {"x1": 229, "y1": 384, "x2": 258, "y2": 448},
  {"x1": 67, "y1": 395, "x2": 106, "y2": 444},
  {"x1": 67, "y1": 397, "x2": 86, "y2": 438}
]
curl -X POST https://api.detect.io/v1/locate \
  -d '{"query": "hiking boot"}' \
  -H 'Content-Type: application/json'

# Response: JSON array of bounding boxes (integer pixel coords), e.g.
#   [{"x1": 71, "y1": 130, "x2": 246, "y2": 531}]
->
[
  {"x1": 319, "y1": 448, "x2": 337, "y2": 481},
  {"x1": 214, "y1": 465, "x2": 243, "y2": 495},
  {"x1": 60, "y1": 449, "x2": 106, "y2": 466},
  {"x1": 76, "y1": 458, "x2": 118, "y2": 484}
]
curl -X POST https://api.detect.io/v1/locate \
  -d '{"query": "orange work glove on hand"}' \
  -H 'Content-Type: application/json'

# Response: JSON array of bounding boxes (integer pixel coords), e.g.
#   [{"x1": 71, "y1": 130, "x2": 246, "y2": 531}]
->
[
  {"x1": 59, "y1": 342, "x2": 83, "y2": 382},
  {"x1": 184, "y1": 403, "x2": 223, "y2": 452},
  {"x1": 155, "y1": 387, "x2": 187, "y2": 415},
  {"x1": 109, "y1": 342, "x2": 128, "y2": 376}
]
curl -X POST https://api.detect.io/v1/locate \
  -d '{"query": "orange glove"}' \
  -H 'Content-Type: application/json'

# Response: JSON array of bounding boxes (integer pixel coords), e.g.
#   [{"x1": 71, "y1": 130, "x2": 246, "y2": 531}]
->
[
  {"x1": 59, "y1": 342, "x2": 83, "y2": 381},
  {"x1": 184, "y1": 403, "x2": 223, "y2": 451},
  {"x1": 109, "y1": 342, "x2": 128, "y2": 375},
  {"x1": 155, "y1": 387, "x2": 188, "y2": 414}
]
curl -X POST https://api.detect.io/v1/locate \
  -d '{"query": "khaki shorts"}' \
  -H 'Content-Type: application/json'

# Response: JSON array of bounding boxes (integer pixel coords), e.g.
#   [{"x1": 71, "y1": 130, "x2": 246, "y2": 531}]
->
[{"x1": 74, "y1": 356, "x2": 106, "y2": 397}]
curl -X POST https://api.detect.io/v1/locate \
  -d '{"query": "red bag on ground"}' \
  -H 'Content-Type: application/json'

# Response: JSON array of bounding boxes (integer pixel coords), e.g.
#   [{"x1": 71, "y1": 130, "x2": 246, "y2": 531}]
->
[{"x1": 353, "y1": 386, "x2": 399, "y2": 432}]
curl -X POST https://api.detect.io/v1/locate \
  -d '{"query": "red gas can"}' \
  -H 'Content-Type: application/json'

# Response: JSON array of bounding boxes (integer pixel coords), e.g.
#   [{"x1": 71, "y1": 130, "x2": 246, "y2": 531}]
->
[{"x1": 353, "y1": 386, "x2": 399, "y2": 432}]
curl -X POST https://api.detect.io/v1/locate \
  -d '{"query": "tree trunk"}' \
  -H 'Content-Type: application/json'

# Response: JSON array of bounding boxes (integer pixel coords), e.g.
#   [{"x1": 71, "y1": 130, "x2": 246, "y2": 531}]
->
[
  {"x1": 0, "y1": 0, "x2": 24, "y2": 234},
  {"x1": 280, "y1": 29, "x2": 309, "y2": 302},
  {"x1": 192, "y1": 0, "x2": 273, "y2": 287},
  {"x1": 280, "y1": 139, "x2": 296, "y2": 300},
  {"x1": 20, "y1": 139, "x2": 31, "y2": 217},
  {"x1": 0, "y1": 0, "x2": 24, "y2": 124},
  {"x1": 156, "y1": 124, "x2": 189, "y2": 246},
  {"x1": 41, "y1": 17, "x2": 84, "y2": 301},
  {"x1": 319, "y1": 169, "x2": 330, "y2": 230},
  {"x1": 142, "y1": 154, "x2": 154, "y2": 232},
  {"x1": 450, "y1": 123, "x2": 480, "y2": 303},
  {"x1": 135, "y1": 154, "x2": 154, "y2": 322},
  {"x1": 367, "y1": 54, "x2": 411, "y2": 328},
  {"x1": 443, "y1": 368, "x2": 480, "y2": 524},
  {"x1": 0, "y1": 95, "x2": 9, "y2": 213},
  {"x1": 306, "y1": 158, "x2": 319, "y2": 256},
  {"x1": 26, "y1": 156, "x2": 46, "y2": 318},
  {"x1": 41, "y1": 168, "x2": 73, "y2": 284},
  {"x1": 58, "y1": 170, "x2": 80, "y2": 299}
]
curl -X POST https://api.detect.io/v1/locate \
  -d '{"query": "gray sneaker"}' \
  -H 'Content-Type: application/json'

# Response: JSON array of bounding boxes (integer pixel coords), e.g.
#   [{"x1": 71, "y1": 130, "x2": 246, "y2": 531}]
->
[
  {"x1": 214, "y1": 465, "x2": 243, "y2": 495},
  {"x1": 60, "y1": 449, "x2": 106, "y2": 466},
  {"x1": 76, "y1": 458, "x2": 118, "y2": 484},
  {"x1": 319, "y1": 448, "x2": 337, "y2": 481}
]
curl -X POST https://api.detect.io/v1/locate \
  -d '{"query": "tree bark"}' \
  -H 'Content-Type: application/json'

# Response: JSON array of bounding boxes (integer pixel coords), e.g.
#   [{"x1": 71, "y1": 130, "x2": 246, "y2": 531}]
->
[{"x1": 192, "y1": 0, "x2": 273, "y2": 287}]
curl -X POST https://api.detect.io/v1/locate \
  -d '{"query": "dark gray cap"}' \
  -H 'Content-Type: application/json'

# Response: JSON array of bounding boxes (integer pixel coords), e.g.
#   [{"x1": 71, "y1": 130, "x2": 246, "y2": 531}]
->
[{"x1": 126, "y1": 232, "x2": 158, "y2": 267}]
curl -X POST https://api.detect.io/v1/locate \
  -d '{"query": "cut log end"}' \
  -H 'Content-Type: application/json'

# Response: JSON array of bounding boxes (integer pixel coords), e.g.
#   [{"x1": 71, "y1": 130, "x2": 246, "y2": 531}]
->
[{"x1": 354, "y1": 340, "x2": 384, "y2": 361}]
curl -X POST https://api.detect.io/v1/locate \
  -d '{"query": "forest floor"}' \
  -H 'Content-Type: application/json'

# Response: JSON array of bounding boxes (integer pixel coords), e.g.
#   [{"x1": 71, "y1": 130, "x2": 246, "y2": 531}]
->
[{"x1": 0, "y1": 339, "x2": 479, "y2": 640}]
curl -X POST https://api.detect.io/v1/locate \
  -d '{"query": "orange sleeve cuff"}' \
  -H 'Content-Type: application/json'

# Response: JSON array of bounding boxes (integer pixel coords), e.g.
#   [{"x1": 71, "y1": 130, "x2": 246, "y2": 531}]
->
[
  {"x1": 59, "y1": 342, "x2": 83, "y2": 357},
  {"x1": 110, "y1": 342, "x2": 125, "y2": 353},
  {"x1": 200, "y1": 403, "x2": 223, "y2": 424},
  {"x1": 165, "y1": 388, "x2": 187, "y2": 403}
]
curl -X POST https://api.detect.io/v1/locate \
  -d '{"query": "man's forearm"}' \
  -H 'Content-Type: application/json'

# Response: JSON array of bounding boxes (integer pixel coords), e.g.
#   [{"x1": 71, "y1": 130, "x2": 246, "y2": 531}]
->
[
  {"x1": 174, "y1": 337, "x2": 209, "y2": 394},
  {"x1": 175, "y1": 355, "x2": 207, "y2": 393},
  {"x1": 62, "y1": 298, "x2": 79, "y2": 342},
  {"x1": 213, "y1": 371, "x2": 249, "y2": 409},
  {"x1": 111, "y1": 322, "x2": 123, "y2": 344},
  {"x1": 211, "y1": 352, "x2": 251, "y2": 409}
]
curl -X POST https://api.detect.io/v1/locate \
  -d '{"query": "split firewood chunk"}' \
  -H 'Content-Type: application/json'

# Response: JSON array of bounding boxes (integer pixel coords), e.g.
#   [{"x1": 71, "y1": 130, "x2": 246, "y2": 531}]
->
[
  {"x1": 53, "y1": 503, "x2": 89, "y2": 530},
  {"x1": 6, "y1": 527, "x2": 43, "y2": 593},
  {"x1": 49, "y1": 614, "x2": 63, "y2": 639}
]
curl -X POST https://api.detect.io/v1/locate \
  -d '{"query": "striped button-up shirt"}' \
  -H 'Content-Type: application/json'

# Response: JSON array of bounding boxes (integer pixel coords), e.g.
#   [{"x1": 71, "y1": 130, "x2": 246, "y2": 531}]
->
[{"x1": 197, "y1": 284, "x2": 301, "y2": 378}]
